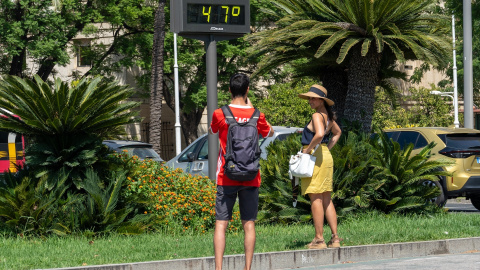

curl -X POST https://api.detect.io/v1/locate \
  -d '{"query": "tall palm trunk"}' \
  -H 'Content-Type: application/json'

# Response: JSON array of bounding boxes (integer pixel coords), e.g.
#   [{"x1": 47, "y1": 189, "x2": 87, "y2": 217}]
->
[
  {"x1": 149, "y1": 0, "x2": 166, "y2": 153},
  {"x1": 320, "y1": 68, "x2": 348, "y2": 122},
  {"x1": 343, "y1": 45, "x2": 381, "y2": 132}
]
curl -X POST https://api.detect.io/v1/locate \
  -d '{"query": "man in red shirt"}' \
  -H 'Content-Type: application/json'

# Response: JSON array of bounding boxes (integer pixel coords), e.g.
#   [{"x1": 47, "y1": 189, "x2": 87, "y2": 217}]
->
[{"x1": 210, "y1": 73, "x2": 273, "y2": 270}]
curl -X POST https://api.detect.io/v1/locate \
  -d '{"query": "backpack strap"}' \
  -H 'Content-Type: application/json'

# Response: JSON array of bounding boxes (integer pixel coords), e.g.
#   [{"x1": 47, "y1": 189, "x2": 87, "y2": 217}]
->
[
  {"x1": 221, "y1": 105, "x2": 236, "y2": 125},
  {"x1": 249, "y1": 108, "x2": 260, "y2": 125},
  {"x1": 221, "y1": 105, "x2": 260, "y2": 126}
]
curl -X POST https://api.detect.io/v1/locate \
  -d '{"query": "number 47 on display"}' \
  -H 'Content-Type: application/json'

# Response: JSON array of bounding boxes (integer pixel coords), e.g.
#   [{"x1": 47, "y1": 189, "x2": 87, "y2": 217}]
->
[{"x1": 202, "y1": 5, "x2": 241, "y2": 23}]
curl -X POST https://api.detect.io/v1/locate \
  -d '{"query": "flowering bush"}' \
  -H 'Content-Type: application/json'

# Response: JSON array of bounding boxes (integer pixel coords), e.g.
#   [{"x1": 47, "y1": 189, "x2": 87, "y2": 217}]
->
[{"x1": 114, "y1": 151, "x2": 241, "y2": 234}]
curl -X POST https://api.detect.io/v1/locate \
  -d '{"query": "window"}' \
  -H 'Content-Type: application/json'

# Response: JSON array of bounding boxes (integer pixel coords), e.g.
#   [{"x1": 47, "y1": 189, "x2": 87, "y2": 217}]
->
[
  {"x1": 276, "y1": 133, "x2": 291, "y2": 141},
  {"x1": 197, "y1": 140, "x2": 208, "y2": 160},
  {"x1": 396, "y1": 131, "x2": 422, "y2": 150},
  {"x1": 384, "y1": 131, "x2": 400, "y2": 141},
  {"x1": 415, "y1": 134, "x2": 428, "y2": 149},
  {"x1": 444, "y1": 133, "x2": 480, "y2": 149},
  {"x1": 178, "y1": 137, "x2": 205, "y2": 162},
  {"x1": 76, "y1": 40, "x2": 93, "y2": 67},
  {"x1": 178, "y1": 144, "x2": 197, "y2": 162}
]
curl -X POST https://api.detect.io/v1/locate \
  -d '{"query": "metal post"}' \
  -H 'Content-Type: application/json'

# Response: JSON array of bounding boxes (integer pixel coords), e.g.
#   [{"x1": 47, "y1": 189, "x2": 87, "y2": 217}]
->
[
  {"x1": 463, "y1": 0, "x2": 474, "y2": 128},
  {"x1": 452, "y1": 15, "x2": 459, "y2": 128},
  {"x1": 206, "y1": 35, "x2": 219, "y2": 181},
  {"x1": 174, "y1": 33, "x2": 182, "y2": 155}
]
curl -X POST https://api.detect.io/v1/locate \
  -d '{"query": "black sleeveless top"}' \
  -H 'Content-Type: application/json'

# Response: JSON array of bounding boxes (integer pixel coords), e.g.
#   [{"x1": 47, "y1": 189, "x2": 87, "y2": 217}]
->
[{"x1": 301, "y1": 114, "x2": 330, "y2": 146}]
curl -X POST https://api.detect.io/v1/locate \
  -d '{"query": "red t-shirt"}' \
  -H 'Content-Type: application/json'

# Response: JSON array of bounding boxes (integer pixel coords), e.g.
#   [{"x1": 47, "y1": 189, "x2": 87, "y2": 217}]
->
[{"x1": 210, "y1": 104, "x2": 271, "y2": 187}]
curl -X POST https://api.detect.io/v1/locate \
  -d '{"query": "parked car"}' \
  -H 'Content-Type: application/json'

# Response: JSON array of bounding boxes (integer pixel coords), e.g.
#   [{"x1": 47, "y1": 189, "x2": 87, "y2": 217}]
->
[
  {"x1": 383, "y1": 127, "x2": 480, "y2": 209},
  {"x1": 165, "y1": 126, "x2": 302, "y2": 177},
  {"x1": 102, "y1": 140, "x2": 163, "y2": 162}
]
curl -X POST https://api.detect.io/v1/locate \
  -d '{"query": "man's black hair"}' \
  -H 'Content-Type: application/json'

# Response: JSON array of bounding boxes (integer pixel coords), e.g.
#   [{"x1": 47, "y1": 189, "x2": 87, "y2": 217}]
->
[{"x1": 229, "y1": 73, "x2": 250, "y2": 98}]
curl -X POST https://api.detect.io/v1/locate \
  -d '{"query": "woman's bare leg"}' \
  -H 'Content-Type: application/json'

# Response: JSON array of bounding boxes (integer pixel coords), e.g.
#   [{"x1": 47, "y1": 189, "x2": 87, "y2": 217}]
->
[
  {"x1": 309, "y1": 193, "x2": 325, "y2": 240},
  {"x1": 321, "y1": 192, "x2": 338, "y2": 235}
]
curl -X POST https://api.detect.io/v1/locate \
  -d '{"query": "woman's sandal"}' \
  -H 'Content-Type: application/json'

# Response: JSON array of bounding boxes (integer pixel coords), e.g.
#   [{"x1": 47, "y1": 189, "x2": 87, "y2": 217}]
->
[
  {"x1": 307, "y1": 238, "x2": 327, "y2": 249},
  {"x1": 327, "y1": 234, "x2": 343, "y2": 248}
]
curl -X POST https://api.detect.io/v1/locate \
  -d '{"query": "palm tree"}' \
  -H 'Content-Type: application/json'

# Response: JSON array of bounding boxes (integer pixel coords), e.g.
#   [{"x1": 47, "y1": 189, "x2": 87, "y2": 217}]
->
[
  {"x1": 149, "y1": 0, "x2": 166, "y2": 154},
  {"x1": 249, "y1": 0, "x2": 451, "y2": 131}
]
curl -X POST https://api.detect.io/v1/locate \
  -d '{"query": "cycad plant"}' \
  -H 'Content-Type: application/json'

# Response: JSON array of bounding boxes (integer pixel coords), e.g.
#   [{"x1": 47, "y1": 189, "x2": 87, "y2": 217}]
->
[
  {"x1": 258, "y1": 134, "x2": 312, "y2": 224},
  {"x1": 0, "y1": 168, "x2": 152, "y2": 236},
  {"x1": 331, "y1": 131, "x2": 378, "y2": 215},
  {"x1": 0, "y1": 169, "x2": 76, "y2": 236},
  {"x1": 0, "y1": 75, "x2": 139, "y2": 189},
  {"x1": 369, "y1": 130, "x2": 452, "y2": 213},
  {"x1": 75, "y1": 169, "x2": 152, "y2": 235},
  {"x1": 259, "y1": 128, "x2": 453, "y2": 226}
]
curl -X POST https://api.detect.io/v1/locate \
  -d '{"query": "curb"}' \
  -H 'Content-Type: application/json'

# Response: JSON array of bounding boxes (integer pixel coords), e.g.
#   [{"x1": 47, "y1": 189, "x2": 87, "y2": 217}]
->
[{"x1": 40, "y1": 237, "x2": 480, "y2": 270}]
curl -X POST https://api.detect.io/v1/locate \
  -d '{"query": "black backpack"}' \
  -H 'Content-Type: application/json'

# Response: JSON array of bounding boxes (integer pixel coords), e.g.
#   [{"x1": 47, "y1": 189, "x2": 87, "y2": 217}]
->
[{"x1": 221, "y1": 105, "x2": 261, "y2": 181}]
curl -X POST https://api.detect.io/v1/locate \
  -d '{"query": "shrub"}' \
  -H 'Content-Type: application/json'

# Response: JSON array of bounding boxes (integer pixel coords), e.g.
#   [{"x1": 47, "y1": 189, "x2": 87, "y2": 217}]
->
[
  {"x1": 373, "y1": 85, "x2": 460, "y2": 129},
  {"x1": 118, "y1": 152, "x2": 242, "y2": 234},
  {"x1": 368, "y1": 130, "x2": 452, "y2": 214},
  {"x1": 0, "y1": 171, "x2": 74, "y2": 236},
  {"x1": 330, "y1": 130, "x2": 378, "y2": 215},
  {"x1": 258, "y1": 134, "x2": 311, "y2": 224},
  {"x1": 259, "y1": 128, "x2": 452, "y2": 225},
  {"x1": 73, "y1": 169, "x2": 153, "y2": 235},
  {"x1": 0, "y1": 164, "x2": 153, "y2": 236}
]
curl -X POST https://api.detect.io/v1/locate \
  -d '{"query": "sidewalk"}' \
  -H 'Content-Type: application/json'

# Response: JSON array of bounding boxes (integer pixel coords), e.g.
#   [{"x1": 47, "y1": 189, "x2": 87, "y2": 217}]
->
[{"x1": 42, "y1": 237, "x2": 480, "y2": 270}]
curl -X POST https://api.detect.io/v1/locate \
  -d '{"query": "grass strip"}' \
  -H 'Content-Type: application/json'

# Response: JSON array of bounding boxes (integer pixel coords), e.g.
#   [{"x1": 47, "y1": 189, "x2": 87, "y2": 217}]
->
[{"x1": 1, "y1": 211, "x2": 480, "y2": 270}]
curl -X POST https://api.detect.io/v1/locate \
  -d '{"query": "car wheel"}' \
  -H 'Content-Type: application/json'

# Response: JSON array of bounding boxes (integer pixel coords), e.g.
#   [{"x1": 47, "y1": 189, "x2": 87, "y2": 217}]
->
[
  {"x1": 470, "y1": 195, "x2": 480, "y2": 211},
  {"x1": 423, "y1": 179, "x2": 446, "y2": 207}
]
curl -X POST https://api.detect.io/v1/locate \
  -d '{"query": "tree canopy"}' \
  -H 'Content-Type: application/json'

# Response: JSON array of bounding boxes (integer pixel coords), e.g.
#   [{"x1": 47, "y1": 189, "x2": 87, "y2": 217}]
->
[
  {"x1": 0, "y1": 0, "x2": 157, "y2": 81},
  {"x1": 249, "y1": 0, "x2": 452, "y2": 131}
]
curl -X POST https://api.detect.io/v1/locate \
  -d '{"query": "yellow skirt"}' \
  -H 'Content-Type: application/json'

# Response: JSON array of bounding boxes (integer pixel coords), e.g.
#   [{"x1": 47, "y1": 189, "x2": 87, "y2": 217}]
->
[{"x1": 301, "y1": 144, "x2": 334, "y2": 195}]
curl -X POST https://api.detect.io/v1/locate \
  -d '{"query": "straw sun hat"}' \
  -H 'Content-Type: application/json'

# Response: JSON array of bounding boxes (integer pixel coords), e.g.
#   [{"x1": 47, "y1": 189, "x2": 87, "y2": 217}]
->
[{"x1": 298, "y1": 84, "x2": 334, "y2": 106}]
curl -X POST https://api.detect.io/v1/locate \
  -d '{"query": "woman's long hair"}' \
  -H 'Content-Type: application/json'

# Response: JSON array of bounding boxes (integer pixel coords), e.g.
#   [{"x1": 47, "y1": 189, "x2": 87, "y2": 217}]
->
[{"x1": 325, "y1": 102, "x2": 337, "y2": 121}]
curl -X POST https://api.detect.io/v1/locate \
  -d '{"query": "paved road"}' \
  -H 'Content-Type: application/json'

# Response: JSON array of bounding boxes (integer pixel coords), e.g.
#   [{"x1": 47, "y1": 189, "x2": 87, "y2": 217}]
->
[
  {"x1": 445, "y1": 199, "x2": 479, "y2": 213},
  {"x1": 292, "y1": 252, "x2": 480, "y2": 270}
]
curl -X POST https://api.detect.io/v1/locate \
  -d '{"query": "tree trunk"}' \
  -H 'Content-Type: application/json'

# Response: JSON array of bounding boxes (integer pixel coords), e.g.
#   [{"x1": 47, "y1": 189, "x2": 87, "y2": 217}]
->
[
  {"x1": 181, "y1": 109, "x2": 204, "y2": 144},
  {"x1": 149, "y1": 0, "x2": 166, "y2": 153},
  {"x1": 319, "y1": 67, "x2": 348, "y2": 122},
  {"x1": 343, "y1": 45, "x2": 382, "y2": 133},
  {"x1": 8, "y1": 1, "x2": 27, "y2": 77},
  {"x1": 9, "y1": 49, "x2": 26, "y2": 77},
  {"x1": 37, "y1": 59, "x2": 56, "y2": 81}
]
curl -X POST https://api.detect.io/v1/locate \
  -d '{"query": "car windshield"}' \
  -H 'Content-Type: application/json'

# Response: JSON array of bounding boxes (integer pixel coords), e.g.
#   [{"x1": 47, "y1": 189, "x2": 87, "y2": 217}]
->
[
  {"x1": 441, "y1": 133, "x2": 480, "y2": 149},
  {"x1": 122, "y1": 147, "x2": 162, "y2": 160}
]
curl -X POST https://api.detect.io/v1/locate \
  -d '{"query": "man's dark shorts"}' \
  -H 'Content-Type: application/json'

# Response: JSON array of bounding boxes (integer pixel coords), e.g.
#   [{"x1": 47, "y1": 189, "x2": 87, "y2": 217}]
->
[{"x1": 215, "y1": 185, "x2": 259, "y2": 221}]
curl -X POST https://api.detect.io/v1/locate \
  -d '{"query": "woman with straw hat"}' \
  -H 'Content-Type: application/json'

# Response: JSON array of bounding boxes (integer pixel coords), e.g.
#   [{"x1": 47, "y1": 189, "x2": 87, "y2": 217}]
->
[{"x1": 298, "y1": 84, "x2": 342, "y2": 249}]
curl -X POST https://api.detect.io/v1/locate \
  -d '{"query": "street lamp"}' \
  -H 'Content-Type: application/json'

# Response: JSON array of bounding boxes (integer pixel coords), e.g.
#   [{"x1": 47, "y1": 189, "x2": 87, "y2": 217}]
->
[
  {"x1": 428, "y1": 15, "x2": 460, "y2": 129},
  {"x1": 430, "y1": 90, "x2": 460, "y2": 128}
]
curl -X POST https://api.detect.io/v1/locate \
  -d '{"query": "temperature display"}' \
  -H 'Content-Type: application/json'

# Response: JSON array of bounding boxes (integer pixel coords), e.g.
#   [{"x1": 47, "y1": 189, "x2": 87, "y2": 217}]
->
[
  {"x1": 187, "y1": 4, "x2": 246, "y2": 25},
  {"x1": 170, "y1": 0, "x2": 250, "y2": 36}
]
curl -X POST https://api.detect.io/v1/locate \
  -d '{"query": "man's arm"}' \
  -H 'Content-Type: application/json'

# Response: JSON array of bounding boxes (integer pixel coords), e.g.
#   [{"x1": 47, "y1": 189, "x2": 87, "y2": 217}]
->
[
  {"x1": 266, "y1": 121, "x2": 274, "y2": 137},
  {"x1": 210, "y1": 110, "x2": 220, "y2": 135}
]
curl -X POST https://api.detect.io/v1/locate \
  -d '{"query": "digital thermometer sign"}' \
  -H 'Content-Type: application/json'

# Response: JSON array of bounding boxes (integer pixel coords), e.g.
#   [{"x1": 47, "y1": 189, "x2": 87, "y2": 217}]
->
[
  {"x1": 171, "y1": 0, "x2": 250, "y2": 37},
  {"x1": 187, "y1": 4, "x2": 246, "y2": 25}
]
